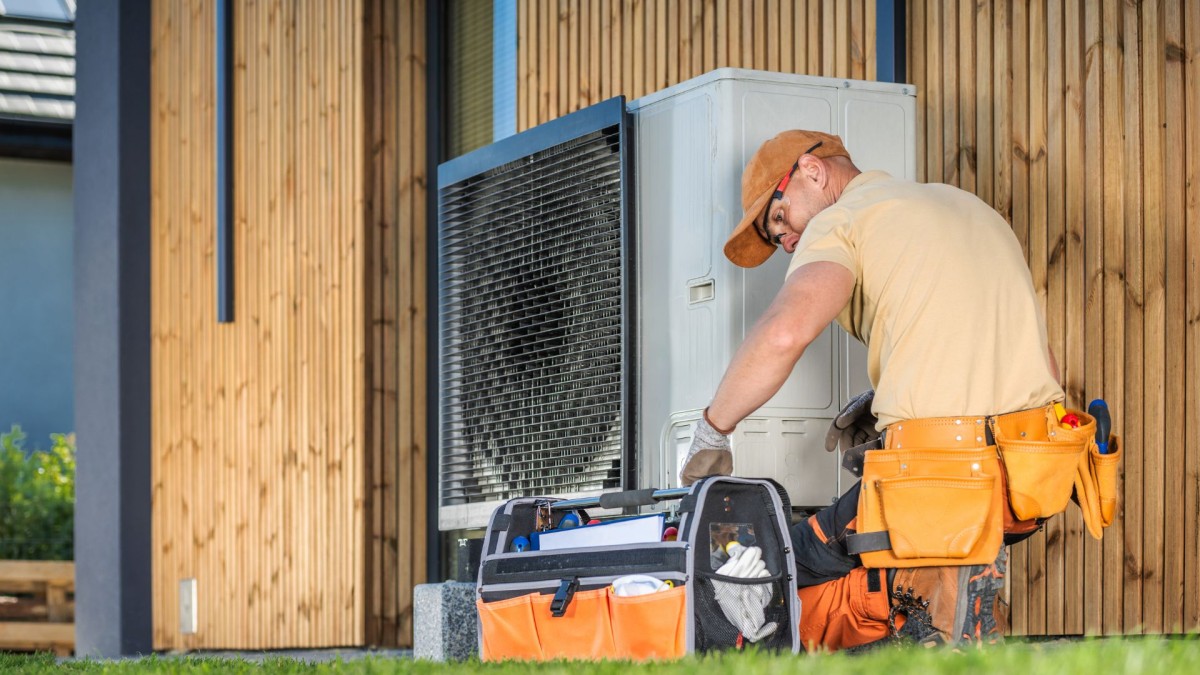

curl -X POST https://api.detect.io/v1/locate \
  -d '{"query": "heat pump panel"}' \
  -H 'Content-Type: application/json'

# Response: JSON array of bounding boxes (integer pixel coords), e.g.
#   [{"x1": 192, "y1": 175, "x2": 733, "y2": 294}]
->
[
  {"x1": 630, "y1": 69, "x2": 916, "y2": 506},
  {"x1": 437, "y1": 98, "x2": 633, "y2": 530}
]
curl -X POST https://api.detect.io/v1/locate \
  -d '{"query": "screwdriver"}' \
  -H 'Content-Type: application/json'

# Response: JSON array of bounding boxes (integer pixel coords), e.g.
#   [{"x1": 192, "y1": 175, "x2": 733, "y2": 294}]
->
[{"x1": 1088, "y1": 399, "x2": 1111, "y2": 454}]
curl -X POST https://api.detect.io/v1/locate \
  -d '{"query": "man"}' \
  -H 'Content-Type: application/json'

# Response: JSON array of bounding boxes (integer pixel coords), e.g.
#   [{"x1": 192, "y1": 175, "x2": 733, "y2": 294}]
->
[{"x1": 680, "y1": 130, "x2": 1063, "y2": 650}]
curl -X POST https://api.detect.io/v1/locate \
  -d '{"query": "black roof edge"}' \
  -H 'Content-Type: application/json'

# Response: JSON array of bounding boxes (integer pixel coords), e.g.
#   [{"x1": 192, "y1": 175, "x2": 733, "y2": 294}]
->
[{"x1": 0, "y1": 117, "x2": 72, "y2": 162}]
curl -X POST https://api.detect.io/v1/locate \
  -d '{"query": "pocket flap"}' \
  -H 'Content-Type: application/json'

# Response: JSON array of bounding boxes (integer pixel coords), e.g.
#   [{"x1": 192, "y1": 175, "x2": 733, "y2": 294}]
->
[{"x1": 878, "y1": 475, "x2": 995, "y2": 559}]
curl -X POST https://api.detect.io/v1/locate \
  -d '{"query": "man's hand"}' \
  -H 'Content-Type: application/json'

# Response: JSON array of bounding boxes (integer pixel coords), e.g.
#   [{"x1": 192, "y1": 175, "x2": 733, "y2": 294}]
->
[
  {"x1": 824, "y1": 389, "x2": 879, "y2": 453},
  {"x1": 680, "y1": 414, "x2": 733, "y2": 486}
]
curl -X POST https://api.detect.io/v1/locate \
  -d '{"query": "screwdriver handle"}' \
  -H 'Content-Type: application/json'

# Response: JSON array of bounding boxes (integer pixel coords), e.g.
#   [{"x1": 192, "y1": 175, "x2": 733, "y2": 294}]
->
[{"x1": 1088, "y1": 399, "x2": 1111, "y2": 454}]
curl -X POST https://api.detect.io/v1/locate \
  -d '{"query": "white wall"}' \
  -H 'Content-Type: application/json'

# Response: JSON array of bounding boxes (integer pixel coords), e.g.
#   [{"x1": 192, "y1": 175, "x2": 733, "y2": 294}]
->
[{"x1": 0, "y1": 157, "x2": 73, "y2": 446}]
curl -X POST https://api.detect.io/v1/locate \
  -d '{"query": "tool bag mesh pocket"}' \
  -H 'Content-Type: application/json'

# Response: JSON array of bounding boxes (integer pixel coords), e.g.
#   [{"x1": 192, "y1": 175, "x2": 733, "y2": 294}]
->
[
  {"x1": 686, "y1": 478, "x2": 796, "y2": 653},
  {"x1": 693, "y1": 573, "x2": 792, "y2": 652}
]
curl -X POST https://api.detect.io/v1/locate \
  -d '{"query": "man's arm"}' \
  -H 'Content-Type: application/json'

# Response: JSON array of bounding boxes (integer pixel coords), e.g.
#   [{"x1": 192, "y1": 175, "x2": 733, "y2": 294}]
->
[{"x1": 706, "y1": 261, "x2": 855, "y2": 431}]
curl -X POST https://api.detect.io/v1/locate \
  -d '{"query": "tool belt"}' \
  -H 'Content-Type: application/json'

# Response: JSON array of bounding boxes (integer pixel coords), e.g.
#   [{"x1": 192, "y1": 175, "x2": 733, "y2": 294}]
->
[{"x1": 846, "y1": 404, "x2": 1121, "y2": 568}]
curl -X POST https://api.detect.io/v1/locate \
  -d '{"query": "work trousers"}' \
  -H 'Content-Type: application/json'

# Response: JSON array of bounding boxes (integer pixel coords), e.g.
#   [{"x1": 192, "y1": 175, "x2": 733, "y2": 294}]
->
[{"x1": 790, "y1": 481, "x2": 1009, "y2": 651}]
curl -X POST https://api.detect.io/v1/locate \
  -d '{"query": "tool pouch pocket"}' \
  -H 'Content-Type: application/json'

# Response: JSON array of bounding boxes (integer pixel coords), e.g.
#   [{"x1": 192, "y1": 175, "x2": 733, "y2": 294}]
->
[
  {"x1": 992, "y1": 408, "x2": 1091, "y2": 521},
  {"x1": 1074, "y1": 435, "x2": 1122, "y2": 539},
  {"x1": 878, "y1": 475, "x2": 995, "y2": 559},
  {"x1": 855, "y1": 447, "x2": 1004, "y2": 568},
  {"x1": 1092, "y1": 436, "x2": 1121, "y2": 527}
]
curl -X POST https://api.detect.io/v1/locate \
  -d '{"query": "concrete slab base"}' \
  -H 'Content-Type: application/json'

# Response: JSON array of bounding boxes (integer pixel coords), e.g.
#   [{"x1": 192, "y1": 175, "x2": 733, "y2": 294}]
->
[{"x1": 413, "y1": 582, "x2": 478, "y2": 661}]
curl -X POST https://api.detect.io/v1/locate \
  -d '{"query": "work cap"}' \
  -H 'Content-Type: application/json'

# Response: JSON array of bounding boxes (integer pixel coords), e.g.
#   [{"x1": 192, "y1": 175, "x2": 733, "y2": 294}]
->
[{"x1": 724, "y1": 130, "x2": 850, "y2": 268}]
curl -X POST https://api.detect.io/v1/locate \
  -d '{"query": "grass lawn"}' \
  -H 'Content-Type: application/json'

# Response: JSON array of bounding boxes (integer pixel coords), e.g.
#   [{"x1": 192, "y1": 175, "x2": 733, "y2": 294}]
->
[{"x1": 3, "y1": 638, "x2": 1199, "y2": 674}]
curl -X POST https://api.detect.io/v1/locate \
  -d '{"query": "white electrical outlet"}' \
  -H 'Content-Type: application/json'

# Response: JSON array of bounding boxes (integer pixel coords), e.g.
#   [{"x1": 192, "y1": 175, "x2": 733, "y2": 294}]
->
[{"x1": 179, "y1": 578, "x2": 197, "y2": 634}]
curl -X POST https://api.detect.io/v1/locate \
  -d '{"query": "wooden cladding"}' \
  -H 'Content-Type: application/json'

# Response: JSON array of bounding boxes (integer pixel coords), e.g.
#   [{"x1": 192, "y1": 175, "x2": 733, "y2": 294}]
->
[
  {"x1": 151, "y1": 0, "x2": 369, "y2": 649},
  {"x1": 364, "y1": 0, "x2": 428, "y2": 648},
  {"x1": 908, "y1": 0, "x2": 1200, "y2": 635},
  {"x1": 517, "y1": 0, "x2": 878, "y2": 130}
]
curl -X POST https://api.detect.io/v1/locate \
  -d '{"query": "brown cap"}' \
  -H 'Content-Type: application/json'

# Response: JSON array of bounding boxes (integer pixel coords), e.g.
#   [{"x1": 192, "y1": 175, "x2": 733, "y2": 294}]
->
[{"x1": 724, "y1": 130, "x2": 850, "y2": 268}]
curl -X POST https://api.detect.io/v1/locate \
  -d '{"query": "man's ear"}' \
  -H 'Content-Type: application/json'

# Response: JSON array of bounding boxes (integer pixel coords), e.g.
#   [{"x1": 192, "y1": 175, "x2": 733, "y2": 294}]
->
[{"x1": 798, "y1": 154, "x2": 825, "y2": 185}]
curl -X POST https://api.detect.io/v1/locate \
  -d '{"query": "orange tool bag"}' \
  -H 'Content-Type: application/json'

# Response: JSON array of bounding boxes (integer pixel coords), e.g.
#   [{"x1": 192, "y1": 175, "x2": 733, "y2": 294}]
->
[{"x1": 475, "y1": 477, "x2": 801, "y2": 660}]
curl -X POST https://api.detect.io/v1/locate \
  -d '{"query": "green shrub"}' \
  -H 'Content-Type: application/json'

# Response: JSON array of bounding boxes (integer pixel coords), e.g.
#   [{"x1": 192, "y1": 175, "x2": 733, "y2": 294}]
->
[{"x1": 0, "y1": 425, "x2": 75, "y2": 560}]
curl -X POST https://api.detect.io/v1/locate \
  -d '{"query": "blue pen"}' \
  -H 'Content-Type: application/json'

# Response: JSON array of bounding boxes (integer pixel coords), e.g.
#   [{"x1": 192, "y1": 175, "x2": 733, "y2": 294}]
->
[{"x1": 1087, "y1": 399, "x2": 1111, "y2": 454}]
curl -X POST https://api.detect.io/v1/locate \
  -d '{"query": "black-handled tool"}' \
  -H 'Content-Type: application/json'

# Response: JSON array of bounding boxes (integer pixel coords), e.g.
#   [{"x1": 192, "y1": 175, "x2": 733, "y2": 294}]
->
[{"x1": 1088, "y1": 399, "x2": 1111, "y2": 454}]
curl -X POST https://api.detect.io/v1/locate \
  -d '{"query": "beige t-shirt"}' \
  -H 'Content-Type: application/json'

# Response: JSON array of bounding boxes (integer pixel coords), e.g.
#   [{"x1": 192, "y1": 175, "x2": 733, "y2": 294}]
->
[{"x1": 786, "y1": 170, "x2": 1063, "y2": 429}]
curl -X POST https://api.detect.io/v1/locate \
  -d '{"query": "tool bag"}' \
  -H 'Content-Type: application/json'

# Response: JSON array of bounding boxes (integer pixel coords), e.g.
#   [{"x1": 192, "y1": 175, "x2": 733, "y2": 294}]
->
[{"x1": 475, "y1": 477, "x2": 801, "y2": 660}]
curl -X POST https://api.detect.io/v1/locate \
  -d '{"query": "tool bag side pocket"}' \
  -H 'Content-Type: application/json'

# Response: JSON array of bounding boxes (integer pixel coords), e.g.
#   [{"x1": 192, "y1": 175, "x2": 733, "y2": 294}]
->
[
  {"x1": 992, "y1": 410, "x2": 1092, "y2": 521},
  {"x1": 476, "y1": 594, "x2": 545, "y2": 661}
]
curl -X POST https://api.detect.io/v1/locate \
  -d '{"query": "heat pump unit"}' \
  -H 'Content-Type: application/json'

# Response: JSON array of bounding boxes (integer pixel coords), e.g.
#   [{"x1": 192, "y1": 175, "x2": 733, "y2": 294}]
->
[{"x1": 437, "y1": 69, "x2": 916, "y2": 530}]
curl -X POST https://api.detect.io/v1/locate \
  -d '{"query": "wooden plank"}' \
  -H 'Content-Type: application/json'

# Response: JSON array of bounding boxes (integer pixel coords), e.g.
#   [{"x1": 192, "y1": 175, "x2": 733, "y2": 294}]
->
[
  {"x1": 654, "y1": 0, "x2": 666, "y2": 90},
  {"x1": 552, "y1": 0, "x2": 563, "y2": 117},
  {"x1": 1184, "y1": 0, "x2": 1200, "y2": 633},
  {"x1": 666, "y1": 0, "x2": 677, "y2": 84},
  {"x1": 0, "y1": 621, "x2": 74, "y2": 646},
  {"x1": 821, "y1": 0, "x2": 835, "y2": 75},
  {"x1": 910, "y1": 0, "x2": 924, "y2": 182},
  {"x1": 793, "y1": 0, "x2": 807, "y2": 74},
  {"x1": 863, "y1": 0, "x2": 874, "y2": 80},
  {"x1": 538, "y1": 0, "x2": 549, "y2": 123},
  {"x1": 518, "y1": 0, "x2": 528, "y2": 130},
  {"x1": 689, "y1": 0, "x2": 702, "y2": 78},
  {"x1": 958, "y1": 0, "x2": 975, "y2": 193},
  {"x1": 1043, "y1": 0, "x2": 1067, "y2": 636},
  {"x1": 942, "y1": 0, "x2": 958, "y2": 184},
  {"x1": 1062, "y1": 0, "x2": 1086, "y2": 636},
  {"x1": 1081, "y1": 0, "x2": 1105, "y2": 635},
  {"x1": 1161, "y1": 0, "x2": 1186, "y2": 634},
  {"x1": 1100, "y1": 0, "x2": 1127, "y2": 636},
  {"x1": 412, "y1": 0, "x2": 431, "y2": 627},
  {"x1": 397, "y1": 0, "x2": 417, "y2": 645},
  {"x1": 975, "y1": 0, "x2": 993, "y2": 206},
  {"x1": 591, "y1": 0, "x2": 603, "y2": 103},
  {"x1": 926, "y1": 0, "x2": 942, "y2": 189},
  {"x1": 704, "y1": 0, "x2": 716, "y2": 73},
  {"x1": 739, "y1": 0, "x2": 752, "y2": 69},
  {"x1": 849, "y1": 0, "x2": 862, "y2": 80},
  {"x1": 808, "y1": 0, "x2": 820, "y2": 77},
  {"x1": 0, "y1": 562, "x2": 75, "y2": 585},
  {"x1": 612, "y1": 0, "x2": 623, "y2": 96},
  {"x1": 568, "y1": 0, "x2": 579, "y2": 111},
  {"x1": 1120, "y1": 0, "x2": 1145, "y2": 635},
  {"x1": 1023, "y1": 0, "x2": 1050, "y2": 636},
  {"x1": 630, "y1": 0, "x2": 643, "y2": 99},
  {"x1": 1139, "y1": 0, "x2": 1165, "y2": 635},
  {"x1": 600, "y1": 0, "x2": 611, "y2": 101},
  {"x1": 780, "y1": 0, "x2": 793, "y2": 72}
]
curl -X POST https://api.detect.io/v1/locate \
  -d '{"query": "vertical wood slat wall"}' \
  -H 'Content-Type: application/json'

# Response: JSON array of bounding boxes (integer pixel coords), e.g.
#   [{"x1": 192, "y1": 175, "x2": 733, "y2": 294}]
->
[
  {"x1": 907, "y1": 0, "x2": 1200, "y2": 635},
  {"x1": 364, "y1": 0, "x2": 428, "y2": 648},
  {"x1": 151, "y1": 0, "x2": 371, "y2": 649},
  {"x1": 517, "y1": 0, "x2": 876, "y2": 131}
]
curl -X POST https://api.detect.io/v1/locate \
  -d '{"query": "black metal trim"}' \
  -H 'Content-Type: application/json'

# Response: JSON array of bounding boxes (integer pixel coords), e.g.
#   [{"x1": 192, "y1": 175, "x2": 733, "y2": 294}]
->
[
  {"x1": 618, "y1": 99, "x2": 636, "y2": 491},
  {"x1": 437, "y1": 96, "x2": 627, "y2": 186},
  {"x1": 426, "y1": 0, "x2": 445, "y2": 582},
  {"x1": 215, "y1": 0, "x2": 234, "y2": 322},
  {"x1": 0, "y1": 118, "x2": 72, "y2": 161}
]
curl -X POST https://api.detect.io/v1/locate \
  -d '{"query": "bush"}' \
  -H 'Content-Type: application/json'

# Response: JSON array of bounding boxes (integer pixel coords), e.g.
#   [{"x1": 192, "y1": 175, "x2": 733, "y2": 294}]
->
[{"x1": 0, "y1": 425, "x2": 75, "y2": 560}]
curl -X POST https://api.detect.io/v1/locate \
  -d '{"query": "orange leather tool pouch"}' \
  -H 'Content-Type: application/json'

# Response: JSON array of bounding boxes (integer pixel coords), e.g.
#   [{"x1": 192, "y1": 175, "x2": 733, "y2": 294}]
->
[
  {"x1": 991, "y1": 406, "x2": 1091, "y2": 522},
  {"x1": 1074, "y1": 435, "x2": 1122, "y2": 539},
  {"x1": 855, "y1": 418, "x2": 1005, "y2": 568}
]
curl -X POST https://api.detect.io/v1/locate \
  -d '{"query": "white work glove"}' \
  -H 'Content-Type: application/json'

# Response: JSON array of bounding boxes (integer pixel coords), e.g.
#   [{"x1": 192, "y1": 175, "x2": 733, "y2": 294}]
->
[
  {"x1": 679, "y1": 411, "x2": 733, "y2": 487},
  {"x1": 711, "y1": 545, "x2": 777, "y2": 642},
  {"x1": 824, "y1": 389, "x2": 879, "y2": 453}
]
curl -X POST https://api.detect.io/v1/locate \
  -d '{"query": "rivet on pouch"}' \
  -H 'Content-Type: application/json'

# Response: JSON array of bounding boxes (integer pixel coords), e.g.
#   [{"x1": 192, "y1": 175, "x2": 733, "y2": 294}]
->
[
  {"x1": 901, "y1": 463, "x2": 908, "y2": 470},
  {"x1": 972, "y1": 463, "x2": 980, "y2": 471},
  {"x1": 955, "y1": 419, "x2": 962, "y2": 425},
  {"x1": 956, "y1": 435, "x2": 962, "y2": 441},
  {"x1": 976, "y1": 436, "x2": 983, "y2": 443},
  {"x1": 1020, "y1": 431, "x2": 1027, "y2": 437}
]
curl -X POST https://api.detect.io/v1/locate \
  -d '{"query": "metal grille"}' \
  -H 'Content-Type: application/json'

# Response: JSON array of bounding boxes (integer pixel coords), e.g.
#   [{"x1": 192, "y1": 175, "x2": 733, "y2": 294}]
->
[{"x1": 438, "y1": 99, "x2": 631, "y2": 526}]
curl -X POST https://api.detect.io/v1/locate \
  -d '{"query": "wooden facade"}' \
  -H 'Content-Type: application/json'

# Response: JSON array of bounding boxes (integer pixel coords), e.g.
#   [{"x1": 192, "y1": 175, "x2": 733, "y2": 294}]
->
[
  {"x1": 518, "y1": 0, "x2": 877, "y2": 129},
  {"x1": 145, "y1": 0, "x2": 1197, "y2": 649},
  {"x1": 906, "y1": 0, "x2": 1200, "y2": 635},
  {"x1": 520, "y1": 0, "x2": 1200, "y2": 635},
  {"x1": 150, "y1": 0, "x2": 425, "y2": 649}
]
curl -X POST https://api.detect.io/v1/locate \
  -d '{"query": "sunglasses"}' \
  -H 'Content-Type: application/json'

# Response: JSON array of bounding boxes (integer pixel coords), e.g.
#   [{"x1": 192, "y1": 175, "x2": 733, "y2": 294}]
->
[{"x1": 755, "y1": 141, "x2": 824, "y2": 246}]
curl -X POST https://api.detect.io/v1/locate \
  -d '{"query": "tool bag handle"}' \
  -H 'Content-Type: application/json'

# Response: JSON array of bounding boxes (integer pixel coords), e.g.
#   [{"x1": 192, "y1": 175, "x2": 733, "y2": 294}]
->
[{"x1": 550, "y1": 487, "x2": 691, "y2": 511}]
